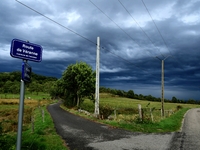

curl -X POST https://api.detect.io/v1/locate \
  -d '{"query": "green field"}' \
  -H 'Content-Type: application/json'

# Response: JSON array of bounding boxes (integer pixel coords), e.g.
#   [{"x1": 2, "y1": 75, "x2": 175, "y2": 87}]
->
[
  {"x1": 64, "y1": 93, "x2": 200, "y2": 133},
  {"x1": 1, "y1": 92, "x2": 199, "y2": 149},
  {"x1": 0, "y1": 92, "x2": 51, "y2": 100},
  {"x1": 0, "y1": 98, "x2": 68, "y2": 150},
  {"x1": 97, "y1": 93, "x2": 199, "y2": 109}
]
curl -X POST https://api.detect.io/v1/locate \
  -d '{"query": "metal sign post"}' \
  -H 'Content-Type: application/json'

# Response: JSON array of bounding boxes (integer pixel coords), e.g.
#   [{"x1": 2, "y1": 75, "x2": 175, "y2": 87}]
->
[
  {"x1": 16, "y1": 60, "x2": 26, "y2": 150},
  {"x1": 10, "y1": 39, "x2": 42, "y2": 150}
]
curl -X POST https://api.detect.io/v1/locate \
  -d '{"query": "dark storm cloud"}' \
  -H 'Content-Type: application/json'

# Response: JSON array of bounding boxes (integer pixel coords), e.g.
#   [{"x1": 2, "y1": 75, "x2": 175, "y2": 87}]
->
[{"x1": 0, "y1": 0, "x2": 200, "y2": 100}]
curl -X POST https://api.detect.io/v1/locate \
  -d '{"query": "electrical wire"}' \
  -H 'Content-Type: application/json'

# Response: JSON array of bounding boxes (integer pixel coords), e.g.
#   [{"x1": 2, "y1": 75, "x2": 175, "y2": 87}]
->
[
  {"x1": 15, "y1": 0, "x2": 97, "y2": 46},
  {"x1": 16, "y1": 0, "x2": 159, "y2": 78},
  {"x1": 118, "y1": 0, "x2": 164, "y2": 58},
  {"x1": 89, "y1": 0, "x2": 155, "y2": 58},
  {"x1": 140, "y1": 0, "x2": 185, "y2": 70},
  {"x1": 101, "y1": 46, "x2": 158, "y2": 77},
  {"x1": 141, "y1": 0, "x2": 172, "y2": 56}
]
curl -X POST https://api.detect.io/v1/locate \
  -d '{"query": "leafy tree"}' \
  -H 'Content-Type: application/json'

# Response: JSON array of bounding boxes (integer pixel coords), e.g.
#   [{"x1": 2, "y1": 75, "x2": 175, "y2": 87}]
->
[
  {"x1": 3, "y1": 81, "x2": 13, "y2": 93},
  {"x1": 127, "y1": 90, "x2": 134, "y2": 99},
  {"x1": 134, "y1": 94, "x2": 138, "y2": 99},
  {"x1": 116, "y1": 89, "x2": 124, "y2": 97},
  {"x1": 59, "y1": 62, "x2": 95, "y2": 107},
  {"x1": 187, "y1": 99, "x2": 196, "y2": 104},
  {"x1": 172, "y1": 96, "x2": 178, "y2": 103},
  {"x1": 145, "y1": 95, "x2": 155, "y2": 101},
  {"x1": 138, "y1": 94, "x2": 144, "y2": 100},
  {"x1": 9, "y1": 81, "x2": 20, "y2": 94}
]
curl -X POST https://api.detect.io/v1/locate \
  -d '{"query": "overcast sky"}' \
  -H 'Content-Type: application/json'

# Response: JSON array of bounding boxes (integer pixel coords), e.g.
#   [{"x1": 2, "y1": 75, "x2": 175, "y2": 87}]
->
[{"x1": 1, "y1": 0, "x2": 200, "y2": 100}]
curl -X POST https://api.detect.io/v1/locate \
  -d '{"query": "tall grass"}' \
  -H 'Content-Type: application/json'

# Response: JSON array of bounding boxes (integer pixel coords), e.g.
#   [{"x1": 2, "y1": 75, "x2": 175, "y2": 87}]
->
[
  {"x1": 72, "y1": 95, "x2": 199, "y2": 133},
  {"x1": 21, "y1": 106, "x2": 67, "y2": 150},
  {"x1": 0, "y1": 92, "x2": 51, "y2": 100},
  {"x1": 0, "y1": 99, "x2": 68, "y2": 150}
]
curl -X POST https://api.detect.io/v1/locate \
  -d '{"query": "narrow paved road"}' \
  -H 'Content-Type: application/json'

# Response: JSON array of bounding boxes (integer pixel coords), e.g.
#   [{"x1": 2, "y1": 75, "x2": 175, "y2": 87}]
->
[
  {"x1": 169, "y1": 108, "x2": 200, "y2": 150},
  {"x1": 48, "y1": 103, "x2": 200, "y2": 150},
  {"x1": 47, "y1": 103, "x2": 173, "y2": 150}
]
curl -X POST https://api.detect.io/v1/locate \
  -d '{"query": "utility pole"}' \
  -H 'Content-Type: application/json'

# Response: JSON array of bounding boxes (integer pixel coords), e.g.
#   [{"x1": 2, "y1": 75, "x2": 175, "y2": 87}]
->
[
  {"x1": 94, "y1": 37, "x2": 100, "y2": 117},
  {"x1": 156, "y1": 55, "x2": 170, "y2": 117}
]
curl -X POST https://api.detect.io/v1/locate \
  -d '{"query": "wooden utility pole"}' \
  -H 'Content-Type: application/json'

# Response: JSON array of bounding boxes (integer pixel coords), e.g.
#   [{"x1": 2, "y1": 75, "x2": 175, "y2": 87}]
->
[{"x1": 156, "y1": 55, "x2": 170, "y2": 117}]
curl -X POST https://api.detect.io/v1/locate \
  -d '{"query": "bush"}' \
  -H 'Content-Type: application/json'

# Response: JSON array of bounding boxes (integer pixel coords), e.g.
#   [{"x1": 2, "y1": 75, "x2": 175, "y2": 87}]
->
[
  {"x1": 99, "y1": 105, "x2": 113, "y2": 119},
  {"x1": 22, "y1": 138, "x2": 46, "y2": 150},
  {"x1": 117, "y1": 108, "x2": 138, "y2": 115},
  {"x1": 79, "y1": 102, "x2": 94, "y2": 113},
  {"x1": 176, "y1": 105, "x2": 183, "y2": 110},
  {"x1": 134, "y1": 116, "x2": 153, "y2": 124},
  {"x1": 0, "y1": 123, "x2": 16, "y2": 150}
]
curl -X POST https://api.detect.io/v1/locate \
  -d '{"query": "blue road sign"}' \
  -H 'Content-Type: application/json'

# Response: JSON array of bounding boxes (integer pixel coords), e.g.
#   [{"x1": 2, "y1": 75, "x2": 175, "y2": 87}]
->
[
  {"x1": 10, "y1": 39, "x2": 42, "y2": 62},
  {"x1": 22, "y1": 62, "x2": 32, "y2": 82}
]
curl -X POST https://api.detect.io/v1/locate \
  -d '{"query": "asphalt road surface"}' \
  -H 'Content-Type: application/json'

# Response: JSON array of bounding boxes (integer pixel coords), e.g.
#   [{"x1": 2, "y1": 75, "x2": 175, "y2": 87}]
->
[
  {"x1": 47, "y1": 103, "x2": 200, "y2": 150},
  {"x1": 169, "y1": 108, "x2": 200, "y2": 150}
]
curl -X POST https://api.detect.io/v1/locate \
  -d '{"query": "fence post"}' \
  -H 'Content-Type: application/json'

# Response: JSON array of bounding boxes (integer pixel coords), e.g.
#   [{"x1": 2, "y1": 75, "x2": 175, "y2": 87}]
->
[
  {"x1": 138, "y1": 104, "x2": 142, "y2": 121},
  {"x1": 150, "y1": 108, "x2": 154, "y2": 122},
  {"x1": 42, "y1": 109, "x2": 45, "y2": 122},
  {"x1": 114, "y1": 109, "x2": 117, "y2": 120},
  {"x1": 31, "y1": 115, "x2": 34, "y2": 133}
]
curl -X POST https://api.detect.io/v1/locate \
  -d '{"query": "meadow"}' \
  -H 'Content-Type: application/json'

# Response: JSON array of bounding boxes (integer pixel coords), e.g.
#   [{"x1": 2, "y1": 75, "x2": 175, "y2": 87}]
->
[
  {"x1": 0, "y1": 95, "x2": 68, "y2": 150},
  {"x1": 66, "y1": 93, "x2": 200, "y2": 133},
  {"x1": 1, "y1": 92, "x2": 199, "y2": 149}
]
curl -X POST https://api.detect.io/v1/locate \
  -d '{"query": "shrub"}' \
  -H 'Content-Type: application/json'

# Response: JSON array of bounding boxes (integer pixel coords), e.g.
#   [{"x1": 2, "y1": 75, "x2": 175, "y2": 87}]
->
[
  {"x1": 99, "y1": 105, "x2": 113, "y2": 119},
  {"x1": 176, "y1": 105, "x2": 183, "y2": 110},
  {"x1": 117, "y1": 108, "x2": 138, "y2": 115},
  {"x1": 0, "y1": 123, "x2": 16, "y2": 150}
]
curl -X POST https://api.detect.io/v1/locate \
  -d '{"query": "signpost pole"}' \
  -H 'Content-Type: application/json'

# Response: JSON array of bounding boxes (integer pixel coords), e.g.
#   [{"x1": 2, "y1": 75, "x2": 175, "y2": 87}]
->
[
  {"x1": 10, "y1": 38, "x2": 42, "y2": 149},
  {"x1": 16, "y1": 60, "x2": 26, "y2": 150}
]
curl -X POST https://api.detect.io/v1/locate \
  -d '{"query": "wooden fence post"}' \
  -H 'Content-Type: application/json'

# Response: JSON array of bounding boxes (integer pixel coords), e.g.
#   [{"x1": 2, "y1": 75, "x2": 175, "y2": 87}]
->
[
  {"x1": 42, "y1": 109, "x2": 45, "y2": 122},
  {"x1": 150, "y1": 108, "x2": 154, "y2": 122},
  {"x1": 31, "y1": 115, "x2": 34, "y2": 133},
  {"x1": 138, "y1": 104, "x2": 142, "y2": 121},
  {"x1": 114, "y1": 109, "x2": 117, "y2": 120}
]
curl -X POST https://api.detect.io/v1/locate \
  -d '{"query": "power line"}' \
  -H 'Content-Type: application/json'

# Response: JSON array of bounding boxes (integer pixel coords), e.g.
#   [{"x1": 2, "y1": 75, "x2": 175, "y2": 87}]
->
[
  {"x1": 118, "y1": 0, "x2": 164, "y2": 58},
  {"x1": 89, "y1": 0, "x2": 155, "y2": 58},
  {"x1": 16, "y1": 0, "x2": 158, "y2": 78},
  {"x1": 101, "y1": 47, "x2": 157, "y2": 78},
  {"x1": 16, "y1": 0, "x2": 97, "y2": 46},
  {"x1": 141, "y1": 0, "x2": 172, "y2": 55},
  {"x1": 140, "y1": 0, "x2": 185, "y2": 70}
]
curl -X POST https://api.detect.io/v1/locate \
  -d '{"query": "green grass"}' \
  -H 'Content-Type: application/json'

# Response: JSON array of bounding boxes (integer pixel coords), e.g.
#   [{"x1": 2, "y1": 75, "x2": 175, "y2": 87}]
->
[
  {"x1": 0, "y1": 92, "x2": 51, "y2": 100},
  {"x1": 98, "y1": 96, "x2": 200, "y2": 109},
  {"x1": 101, "y1": 108, "x2": 189, "y2": 133},
  {"x1": 21, "y1": 106, "x2": 68, "y2": 150},
  {"x1": 0, "y1": 98, "x2": 68, "y2": 150},
  {"x1": 65, "y1": 95, "x2": 199, "y2": 133}
]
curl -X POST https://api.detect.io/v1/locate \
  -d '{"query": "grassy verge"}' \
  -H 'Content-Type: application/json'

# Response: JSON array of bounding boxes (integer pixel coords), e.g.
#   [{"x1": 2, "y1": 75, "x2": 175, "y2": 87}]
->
[
  {"x1": 0, "y1": 99, "x2": 68, "y2": 150},
  {"x1": 21, "y1": 106, "x2": 68, "y2": 150},
  {"x1": 61, "y1": 97, "x2": 195, "y2": 133},
  {"x1": 102, "y1": 108, "x2": 189, "y2": 133},
  {"x1": 0, "y1": 92, "x2": 51, "y2": 100}
]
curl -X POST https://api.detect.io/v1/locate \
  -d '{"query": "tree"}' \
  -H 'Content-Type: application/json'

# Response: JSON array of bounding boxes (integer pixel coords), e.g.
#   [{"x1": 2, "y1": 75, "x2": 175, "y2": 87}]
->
[
  {"x1": 145, "y1": 95, "x2": 156, "y2": 101},
  {"x1": 138, "y1": 94, "x2": 144, "y2": 100},
  {"x1": 59, "y1": 62, "x2": 95, "y2": 107},
  {"x1": 3, "y1": 81, "x2": 13, "y2": 93},
  {"x1": 126, "y1": 90, "x2": 134, "y2": 99},
  {"x1": 172, "y1": 96, "x2": 178, "y2": 103}
]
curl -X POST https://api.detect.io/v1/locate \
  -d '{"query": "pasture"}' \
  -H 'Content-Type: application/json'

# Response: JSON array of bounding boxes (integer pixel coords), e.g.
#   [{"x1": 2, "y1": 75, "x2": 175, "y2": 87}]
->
[
  {"x1": 71, "y1": 93, "x2": 200, "y2": 133},
  {"x1": 0, "y1": 98, "x2": 67, "y2": 150}
]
